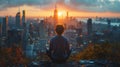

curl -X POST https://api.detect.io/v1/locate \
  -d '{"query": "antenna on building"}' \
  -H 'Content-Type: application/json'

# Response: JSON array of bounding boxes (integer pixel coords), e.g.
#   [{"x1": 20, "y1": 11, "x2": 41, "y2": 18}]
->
[
  {"x1": 55, "y1": 4, "x2": 57, "y2": 9},
  {"x1": 55, "y1": 2, "x2": 58, "y2": 9},
  {"x1": 18, "y1": 7, "x2": 20, "y2": 12}
]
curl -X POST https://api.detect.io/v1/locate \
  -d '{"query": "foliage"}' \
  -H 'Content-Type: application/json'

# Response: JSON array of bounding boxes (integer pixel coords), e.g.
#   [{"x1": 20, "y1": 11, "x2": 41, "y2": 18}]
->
[
  {"x1": 0, "y1": 46, "x2": 31, "y2": 66},
  {"x1": 71, "y1": 42, "x2": 120, "y2": 63},
  {"x1": 110, "y1": 43, "x2": 120, "y2": 62}
]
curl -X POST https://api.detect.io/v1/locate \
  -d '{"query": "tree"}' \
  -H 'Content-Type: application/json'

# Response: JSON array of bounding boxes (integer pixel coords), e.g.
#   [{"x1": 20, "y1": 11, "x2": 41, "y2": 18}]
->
[
  {"x1": 0, "y1": 45, "x2": 31, "y2": 66},
  {"x1": 72, "y1": 42, "x2": 113, "y2": 62}
]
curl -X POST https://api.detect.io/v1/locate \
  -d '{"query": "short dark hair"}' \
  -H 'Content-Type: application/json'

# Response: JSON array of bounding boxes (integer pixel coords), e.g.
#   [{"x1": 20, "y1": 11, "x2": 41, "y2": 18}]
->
[{"x1": 55, "y1": 25, "x2": 64, "y2": 35}]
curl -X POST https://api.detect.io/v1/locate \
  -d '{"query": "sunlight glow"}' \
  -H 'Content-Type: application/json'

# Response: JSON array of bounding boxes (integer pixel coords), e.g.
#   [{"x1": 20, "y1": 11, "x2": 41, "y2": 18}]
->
[
  {"x1": 58, "y1": 12, "x2": 63, "y2": 17},
  {"x1": 57, "y1": 11, "x2": 66, "y2": 19},
  {"x1": 0, "y1": 5, "x2": 120, "y2": 17}
]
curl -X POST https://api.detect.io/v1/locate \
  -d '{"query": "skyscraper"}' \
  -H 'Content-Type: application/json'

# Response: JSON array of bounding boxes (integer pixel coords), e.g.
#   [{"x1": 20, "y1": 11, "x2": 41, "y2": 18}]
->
[
  {"x1": 2, "y1": 16, "x2": 8, "y2": 37},
  {"x1": 66, "y1": 11, "x2": 69, "y2": 19},
  {"x1": 39, "y1": 20, "x2": 46, "y2": 39},
  {"x1": 0, "y1": 22, "x2": 2, "y2": 45},
  {"x1": 76, "y1": 22, "x2": 82, "y2": 35},
  {"x1": 16, "y1": 12, "x2": 21, "y2": 28},
  {"x1": 54, "y1": 5, "x2": 58, "y2": 25},
  {"x1": 0, "y1": 22, "x2": 2, "y2": 35},
  {"x1": 22, "y1": 22, "x2": 28, "y2": 51},
  {"x1": 22, "y1": 10, "x2": 27, "y2": 51},
  {"x1": 29, "y1": 23, "x2": 34, "y2": 38},
  {"x1": 22, "y1": 10, "x2": 25, "y2": 25},
  {"x1": 87, "y1": 18, "x2": 92, "y2": 36},
  {"x1": 107, "y1": 19, "x2": 111, "y2": 29}
]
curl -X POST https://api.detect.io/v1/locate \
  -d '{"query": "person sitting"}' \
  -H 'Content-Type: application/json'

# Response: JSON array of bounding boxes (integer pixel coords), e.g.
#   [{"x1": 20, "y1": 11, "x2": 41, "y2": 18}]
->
[{"x1": 46, "y1": 25, "x2": 71, "y2": 63}]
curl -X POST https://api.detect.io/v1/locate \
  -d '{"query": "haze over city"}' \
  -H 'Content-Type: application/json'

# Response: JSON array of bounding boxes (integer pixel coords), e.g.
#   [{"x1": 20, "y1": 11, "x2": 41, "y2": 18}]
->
[
  {"x1": 0, "y1": 0, "x2": 120, "y2": 17},
  {"x1": 0, "y1": 0, "x2": 120, "y2": 67}
]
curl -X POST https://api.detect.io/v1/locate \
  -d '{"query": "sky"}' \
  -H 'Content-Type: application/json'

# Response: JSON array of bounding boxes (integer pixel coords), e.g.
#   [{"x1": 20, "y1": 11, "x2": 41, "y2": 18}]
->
[{"x1": 0, "y1": 0, "x2": 120, "y2": 17}]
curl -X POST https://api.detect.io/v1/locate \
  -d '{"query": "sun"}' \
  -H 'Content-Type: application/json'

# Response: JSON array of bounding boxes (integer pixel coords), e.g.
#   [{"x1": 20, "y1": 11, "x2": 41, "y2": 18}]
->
[
  {"x1": 57, "y1": 11, "x2": 65, "y2": 25},
  {"x1": 58, "y1": 11, "x2": 63, "y2": 17},
  {"x1": 57, "y1": 11, "x2": 66, "y2": 19}
]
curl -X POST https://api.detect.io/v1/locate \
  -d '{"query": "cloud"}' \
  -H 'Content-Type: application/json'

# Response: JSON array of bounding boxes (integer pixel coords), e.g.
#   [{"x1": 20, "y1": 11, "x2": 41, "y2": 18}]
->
[
  {"x1": 0, "y1": 0, "x2": 56, "y2": 10},
  {"x1": 68, "y1": 0, "x2": 120, "y2": 12},
  {"x1": 0, "y1": 0, "x2": 120, "y2": 12}
]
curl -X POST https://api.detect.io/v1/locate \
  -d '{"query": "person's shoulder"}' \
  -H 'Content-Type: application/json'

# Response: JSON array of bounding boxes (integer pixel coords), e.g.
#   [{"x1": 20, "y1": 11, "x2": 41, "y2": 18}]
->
[
  {"x1": 61, "y1": 36, "x2": 68, "y2": 41},
  {"x1": 51, "y1": 36, "x2": 68, "y2": 41},
  {"x1": 50, "y1": 36, "x2": 57, "y2": 41}
]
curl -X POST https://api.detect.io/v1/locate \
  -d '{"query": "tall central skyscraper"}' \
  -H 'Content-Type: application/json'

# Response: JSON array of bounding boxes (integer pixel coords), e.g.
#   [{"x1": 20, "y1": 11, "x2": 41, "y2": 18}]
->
[
  {"x1": 54, "y1": 5, "x2": 58, "y2": 25},
  {"x1": 16, "y1": 12, "x2": 21, "y2": 28}
]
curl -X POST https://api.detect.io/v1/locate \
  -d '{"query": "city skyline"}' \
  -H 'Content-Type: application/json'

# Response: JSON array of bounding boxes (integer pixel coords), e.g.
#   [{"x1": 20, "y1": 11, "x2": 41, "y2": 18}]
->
[{"x1": 0, "y1": 0, "x2": 120, "y2": 17}]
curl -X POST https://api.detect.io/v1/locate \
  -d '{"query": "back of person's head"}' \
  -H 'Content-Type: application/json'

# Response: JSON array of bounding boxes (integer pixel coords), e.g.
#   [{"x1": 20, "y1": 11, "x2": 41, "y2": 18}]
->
[{"x1": 55, "y1": 25, "x2": 64, "y2": 35}]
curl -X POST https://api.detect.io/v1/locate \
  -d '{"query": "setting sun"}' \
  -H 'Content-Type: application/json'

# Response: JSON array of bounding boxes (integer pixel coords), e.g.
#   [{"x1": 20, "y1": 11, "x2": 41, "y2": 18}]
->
[
  {"x1": 57, "y1": 11, "x2": 66, "y2": 19},
  {"x1": 57, "y1": 11, "x2": 65, "y2": 25},
  {"x1": 58, "y1": 12, "x2": 63, "y2": 17}
]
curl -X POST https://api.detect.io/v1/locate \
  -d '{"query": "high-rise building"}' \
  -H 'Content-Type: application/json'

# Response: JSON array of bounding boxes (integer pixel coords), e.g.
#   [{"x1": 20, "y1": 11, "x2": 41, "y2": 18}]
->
[
  {"x1": 66, "y1": 11, "x2": 69, "y2": 19},
  {"x1": 22, "y1": 10, "x2": 25, "y2": 25},
  {"x1": 107, "y1": 19, "x2": 111, "y2": 29},
  {"x1": 0, "y1": 22, "x2": 2, "y2": 35},
  {"x1": 22, "y1": 22, "x2": 28, "y2": 51},
  {"x1": 2, "y1": 16, "x2": 8, "y2": 37},
  {"x1": 0, "y1": 22, "x2": 2, "y2": 45},
  {"x1": 16, "y1": 12, "x2": 21, "y2": 28},
  {"x1": 76, "y1": 22, "x2": 82, "y2": 35},
  {"x1": 39, "y1": 20, "x2": 46, "y2": 39},
  {"x1": 54, "y1": 5, "x2": 58, "y2": 25},
  {"x1": 7, "y1": 29, "x2": 22, "y2": 47},
  {"x1": 87, "y1": 18, "x2": 92, "y2": 35}
]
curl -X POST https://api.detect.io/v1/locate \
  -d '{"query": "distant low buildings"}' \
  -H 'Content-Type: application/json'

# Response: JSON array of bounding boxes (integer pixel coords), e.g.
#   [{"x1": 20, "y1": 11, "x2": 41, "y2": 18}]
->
[{"x1": 6, "y1": 29, "x2": 22, "y2": 47}]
